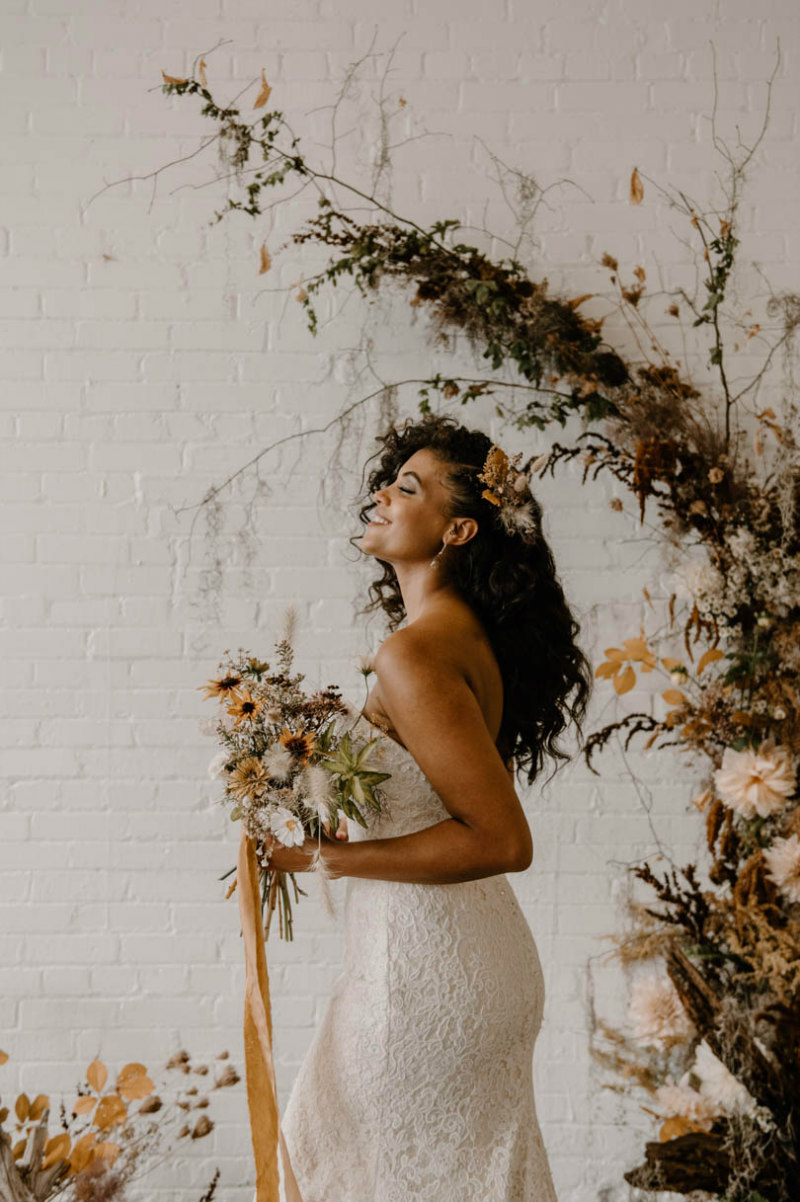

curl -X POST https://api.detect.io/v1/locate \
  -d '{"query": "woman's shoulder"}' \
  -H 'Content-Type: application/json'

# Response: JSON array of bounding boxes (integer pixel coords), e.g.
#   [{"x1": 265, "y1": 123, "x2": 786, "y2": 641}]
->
[{"x1": 374, "y1": 601, "x2": 488, "y2": 676}]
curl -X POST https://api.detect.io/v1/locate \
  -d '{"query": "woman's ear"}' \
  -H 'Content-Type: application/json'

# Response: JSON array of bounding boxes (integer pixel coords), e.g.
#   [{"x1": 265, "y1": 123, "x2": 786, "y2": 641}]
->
[{"x1": 446, "y1": 517, "x2": 479, "y2": 547}]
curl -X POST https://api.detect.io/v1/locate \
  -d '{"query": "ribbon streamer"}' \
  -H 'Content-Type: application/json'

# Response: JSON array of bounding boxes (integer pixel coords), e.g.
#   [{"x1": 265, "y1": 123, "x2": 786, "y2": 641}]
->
[{"x1": 237, "y1": 830, "x2": 304, "y2": 1202}]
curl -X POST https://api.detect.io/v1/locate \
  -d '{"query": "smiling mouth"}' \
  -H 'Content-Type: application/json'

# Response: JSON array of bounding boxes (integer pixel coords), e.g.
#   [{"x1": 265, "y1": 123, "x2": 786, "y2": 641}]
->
[{"x1": 368, "y1": 516, "x2": 391, "y2": 526}]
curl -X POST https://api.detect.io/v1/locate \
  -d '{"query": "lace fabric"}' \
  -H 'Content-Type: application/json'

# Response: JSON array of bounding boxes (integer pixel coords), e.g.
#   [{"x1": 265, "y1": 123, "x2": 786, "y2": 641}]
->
[{"x1": 280, "y1": 705, "x2": 558, "y2": 1202}]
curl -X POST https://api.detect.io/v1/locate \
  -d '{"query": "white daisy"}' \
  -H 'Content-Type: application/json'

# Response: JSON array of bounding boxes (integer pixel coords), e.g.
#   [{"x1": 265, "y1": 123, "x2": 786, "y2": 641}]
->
[
  {"x1": 628, "y1": 973, "x2": 695, "y2": 1050},
  {"x1": 714, "y1": 741, "x2": 796, "y2": 819},
  {"x1": 270, "y1": 806, "x2": 306, "y2": 848},
  {"x1": 763, "y1": 833, "x2": 800, "y2": 904}
]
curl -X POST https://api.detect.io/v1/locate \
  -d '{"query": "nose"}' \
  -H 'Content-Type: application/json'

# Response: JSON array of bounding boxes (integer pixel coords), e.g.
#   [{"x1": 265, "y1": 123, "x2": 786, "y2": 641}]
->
[{"x1": 373, "y1": 486, "x2": 388, "y2": 505}]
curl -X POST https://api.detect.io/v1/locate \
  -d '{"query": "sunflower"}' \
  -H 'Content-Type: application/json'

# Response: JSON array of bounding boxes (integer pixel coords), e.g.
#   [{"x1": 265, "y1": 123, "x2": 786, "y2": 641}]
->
[
  {"x1": 228, "y1": 755, "x2": 269, "y2": 802},
  {"x1": 279, "y1": 727, "x2": 316, "y2": 763},
  {"x1": 226, "y1": 689, "x2": 264, "y2": 727},
  {"x1": 198, "y1": 673, "x2": 242, "y2": 701}
]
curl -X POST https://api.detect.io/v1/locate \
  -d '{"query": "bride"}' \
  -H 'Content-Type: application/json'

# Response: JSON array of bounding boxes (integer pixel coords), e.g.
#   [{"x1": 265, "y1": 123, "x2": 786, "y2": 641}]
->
[{"x1": 263, "y1": 413, "x2": 593, "y2": 1201}]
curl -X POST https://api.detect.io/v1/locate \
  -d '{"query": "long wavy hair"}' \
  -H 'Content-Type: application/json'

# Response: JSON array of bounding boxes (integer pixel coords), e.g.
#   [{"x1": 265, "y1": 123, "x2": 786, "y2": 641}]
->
[{"x1": 352, "y1": 413, "x2": 594, "y2": 787}]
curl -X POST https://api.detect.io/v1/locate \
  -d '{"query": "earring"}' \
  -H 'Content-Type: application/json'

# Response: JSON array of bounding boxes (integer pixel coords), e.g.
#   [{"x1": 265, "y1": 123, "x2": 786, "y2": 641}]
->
[{"x1": 429, "y1": 541, "x2": 446, "y2": 569}]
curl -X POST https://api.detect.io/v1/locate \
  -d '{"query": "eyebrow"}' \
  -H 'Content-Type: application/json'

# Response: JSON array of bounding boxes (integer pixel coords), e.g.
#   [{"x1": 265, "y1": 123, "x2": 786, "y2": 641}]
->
[{"x1": 400, "y1": 471, "x2": 422, "y2": 485}]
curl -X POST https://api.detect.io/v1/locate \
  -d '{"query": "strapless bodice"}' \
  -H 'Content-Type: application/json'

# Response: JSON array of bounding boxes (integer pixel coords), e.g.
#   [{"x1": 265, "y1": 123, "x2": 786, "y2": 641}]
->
[{"x1": 342, "y1": 703, "x2": 451, "y2": 840}]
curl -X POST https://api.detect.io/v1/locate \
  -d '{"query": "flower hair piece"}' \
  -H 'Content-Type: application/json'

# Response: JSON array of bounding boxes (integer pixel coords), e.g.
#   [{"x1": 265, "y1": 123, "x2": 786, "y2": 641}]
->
[{"x1": 477, "y1": 445, "x2": 541, "y2": 542}]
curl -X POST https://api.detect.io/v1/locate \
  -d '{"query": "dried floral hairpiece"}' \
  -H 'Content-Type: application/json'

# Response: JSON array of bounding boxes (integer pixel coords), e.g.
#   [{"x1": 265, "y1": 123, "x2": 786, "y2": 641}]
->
[{"x1": 476, "y1": 445, "x2": 541, "y2": 542}]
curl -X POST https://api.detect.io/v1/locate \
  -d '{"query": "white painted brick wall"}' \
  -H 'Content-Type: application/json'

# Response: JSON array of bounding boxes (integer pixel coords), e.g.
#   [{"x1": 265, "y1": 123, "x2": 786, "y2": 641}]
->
[{"x1": 1, "y1": 1, "x2": 798, "y2": 1198}]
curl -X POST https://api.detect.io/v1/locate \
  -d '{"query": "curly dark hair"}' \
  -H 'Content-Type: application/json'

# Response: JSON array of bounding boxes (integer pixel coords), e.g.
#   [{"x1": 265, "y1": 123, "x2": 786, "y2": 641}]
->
[{"x1": 352, "y1": 413, "x2": 594, "y2": 787}]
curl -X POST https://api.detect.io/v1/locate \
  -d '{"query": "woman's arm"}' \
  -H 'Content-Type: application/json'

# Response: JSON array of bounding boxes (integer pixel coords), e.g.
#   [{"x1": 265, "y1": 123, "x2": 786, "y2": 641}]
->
[{"x1": 323, "y1": 627, "x2": 533, "y2": 884}]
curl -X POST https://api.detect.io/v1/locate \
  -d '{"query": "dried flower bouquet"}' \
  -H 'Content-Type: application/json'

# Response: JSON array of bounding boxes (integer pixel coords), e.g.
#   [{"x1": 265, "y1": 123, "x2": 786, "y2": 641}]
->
[{"x1": 200, "y1": 614, "x2": 390, "y2": 940}]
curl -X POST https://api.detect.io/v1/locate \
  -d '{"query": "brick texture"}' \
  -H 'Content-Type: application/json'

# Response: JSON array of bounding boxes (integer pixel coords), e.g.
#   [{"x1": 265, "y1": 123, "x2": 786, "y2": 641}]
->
[{"x1": 1, "y1": 1, "x2": 798, "y2": 1198}]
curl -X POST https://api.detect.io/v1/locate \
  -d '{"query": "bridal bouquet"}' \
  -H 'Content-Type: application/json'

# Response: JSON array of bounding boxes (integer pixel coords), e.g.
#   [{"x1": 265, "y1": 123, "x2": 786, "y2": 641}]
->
[{"x1": 199, "y1": 615, "x2": 390, "y2": 940}]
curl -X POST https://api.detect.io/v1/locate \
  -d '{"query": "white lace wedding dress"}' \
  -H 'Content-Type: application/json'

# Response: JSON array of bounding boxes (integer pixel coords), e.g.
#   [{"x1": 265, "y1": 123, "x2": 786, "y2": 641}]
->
[{"x1": 280, "y1": 705, "x2": 558, "y2": 1202}]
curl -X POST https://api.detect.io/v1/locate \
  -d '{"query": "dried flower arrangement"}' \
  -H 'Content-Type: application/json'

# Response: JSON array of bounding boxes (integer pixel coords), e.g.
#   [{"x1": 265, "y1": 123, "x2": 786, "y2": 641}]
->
[
  {"x1": 136, "y1": 46, "x2": 800, "y2": 1200},
  {"x1": 200, "y1": 609, "x2": 390, "y2": 941},
  {"x1": 0, "y1": 1047, "x2": 237, "y2": 1201}
]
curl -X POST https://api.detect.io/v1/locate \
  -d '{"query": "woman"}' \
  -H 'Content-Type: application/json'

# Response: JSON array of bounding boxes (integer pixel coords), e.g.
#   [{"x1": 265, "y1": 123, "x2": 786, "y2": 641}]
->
[{"x1": 264, "y1": 413, "x2": 593, "y2": 1201}]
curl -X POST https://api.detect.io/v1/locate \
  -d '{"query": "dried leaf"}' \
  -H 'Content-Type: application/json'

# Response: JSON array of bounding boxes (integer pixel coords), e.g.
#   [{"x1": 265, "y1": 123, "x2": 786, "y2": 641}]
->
[
  {"x1": 614, "y1": 665, "x2": 636, "y2": 695},
  {"x1": 191, "y1": 1114, "x2": 213, "y2": 1139},
  {"x1": 660, "y1": 657, "x2": 684, "y2": 671},
  {"x1": 697, "y1": 647, "x2": 724, "y2": 675},
  {"x1": 69, "y1": 1131, "x2": 97, "y2": 1174},
  {"x1": 659, "y1": 1115, "x2": 703, "y2": 1141},
  {"x1": 296, "y1": 286, "x2": 308, "y2": 303},
  {"x1": 94, "y1": 1094, "x2": 127, "y2": 1130},
  {"x1": 633, "y1": 265, "x2": 646, "y2": 283},
  {"x1": 595, "y1": 661, "x2": 618, "y2": 680},
  {"x1": 567, "y1": 293, "x2": 594, "y2": 309},
  {"x1": 0, "y1": 1107, "x2": 7, "y2": 1123},
  {"x1": 29, "y1": 1093, "x2": 49, "y2": 1121},
  {"x1": 254, "y1": 69, "x2": 272, "y2": 109},
  {"x1": 95, "y1": 1140, "x2": 121, "y2": 1164},
  {"x1": 15, "y1": 1093, "x2": 30, "y2": 1122},
  {"x1": 13, "y1": 1138, "x2": 26, "y2": 1160},
  {"x1": 118, "y1": 1073, "x2": 154, "y2": 1100},
  {"x1": 0, "y1": 1050, "x2": 8, "y2": 1065},
  {"x1": 603, "y1": 647, "x2": 627, "y2": 663},
  {"x1": 43, "y1": 1133, "x2": 71, "y2": 1169},
  {"x1": 198, "y1": 59, "x2": 208, "y2": 88},
  {"x1": 116, "y1": 1062, "x2": 147, "y2": 1089},
  {"x1": 86, "y1": 1059, "x2": 107, "y2": 1092},
  {"x1": 215, "y1": 1064, "x2": 240, "y2": 1087},
  {"x1": 662, "y1": 689, "x2": 687, "y2": 706},
  {"x1": 162, "y1": 70, "x2": 189, "y2": 86},
  {"x1": 629, "y1": 167, "x2": 643, "y2": 204},
  {"x1": 138, "y1": 1095, "x2": 163, "y2": 1113},
  {"x1": 73, "y1": 1096, "x2": 96, "y2": 1115},
  {"x1": 622, "y1": 636, "x2": 654, "y2": 664},
  {"x1": 259, "y1": 244, "x2": 271, "y2": 275}
]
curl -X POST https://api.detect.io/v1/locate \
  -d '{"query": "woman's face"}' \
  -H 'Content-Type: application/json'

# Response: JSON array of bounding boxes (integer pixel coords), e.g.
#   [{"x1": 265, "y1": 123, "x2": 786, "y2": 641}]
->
[{"x1": 360, "y1": 447, "x2": 457, "y2": 565}]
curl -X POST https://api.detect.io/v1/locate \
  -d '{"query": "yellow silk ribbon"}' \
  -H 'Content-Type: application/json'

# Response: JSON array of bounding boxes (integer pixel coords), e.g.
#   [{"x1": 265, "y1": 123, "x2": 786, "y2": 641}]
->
[{"x1": 237, "y1": 830, "x2": 304, "y2": 1202}]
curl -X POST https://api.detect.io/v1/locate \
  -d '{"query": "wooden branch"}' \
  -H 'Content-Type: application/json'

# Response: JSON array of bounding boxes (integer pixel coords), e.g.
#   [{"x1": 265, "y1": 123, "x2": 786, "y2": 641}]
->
[
  {"x1": 624, "y1": 1130, "x2": 730, "y2": 1194},
  {"x1": 0, "y1": 1114, "x2": 67, "y2": 1202},
  {"x1": 0, "y1": 1128, "x2": 37, "y2": 1202},
  {"x1": 21, "y1": 1110, "x2": 67, "y2": 1199},
  {"x1": 666, "y1": 945, "x2": 786, "y2": 1118}
]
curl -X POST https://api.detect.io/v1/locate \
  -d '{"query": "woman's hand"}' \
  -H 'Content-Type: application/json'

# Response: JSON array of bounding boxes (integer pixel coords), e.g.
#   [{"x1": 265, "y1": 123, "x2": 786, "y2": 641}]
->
[
  {"x1": 263, "y1": 833, "x2": 319, "y2": 874},
  {"x1": 263, "y1": 816, "x2": 349, "y2": 877}
]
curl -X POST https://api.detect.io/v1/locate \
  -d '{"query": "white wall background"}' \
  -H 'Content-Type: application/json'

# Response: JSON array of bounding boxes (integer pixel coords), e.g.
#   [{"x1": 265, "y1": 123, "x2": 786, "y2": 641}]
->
[{"x1": 2, "y1": 0, "x2": 798, "y2": 1198}]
